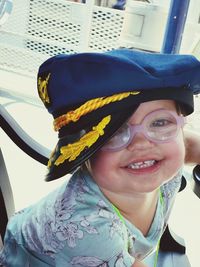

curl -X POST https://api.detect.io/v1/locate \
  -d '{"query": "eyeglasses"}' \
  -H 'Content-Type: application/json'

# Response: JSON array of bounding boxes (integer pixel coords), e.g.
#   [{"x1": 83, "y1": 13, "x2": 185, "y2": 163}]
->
[{"x1": 102, "y1": 109, "x2": 186, "y2": 152}]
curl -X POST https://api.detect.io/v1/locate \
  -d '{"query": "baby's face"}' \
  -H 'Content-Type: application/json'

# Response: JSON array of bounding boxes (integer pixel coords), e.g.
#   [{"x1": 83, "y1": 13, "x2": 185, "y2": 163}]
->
[{"x1": 88, "y1": 99, "x2": 185, "y2": 195}]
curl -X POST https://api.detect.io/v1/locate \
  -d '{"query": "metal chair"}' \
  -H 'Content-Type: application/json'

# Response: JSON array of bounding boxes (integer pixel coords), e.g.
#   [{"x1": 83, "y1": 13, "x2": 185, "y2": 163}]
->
[
  {"x1": 192, "y1": 164, "x2": 200, "y2": 198},
  {"x1": 0, "y1": 148, "x2": 15, "y2": 244}
]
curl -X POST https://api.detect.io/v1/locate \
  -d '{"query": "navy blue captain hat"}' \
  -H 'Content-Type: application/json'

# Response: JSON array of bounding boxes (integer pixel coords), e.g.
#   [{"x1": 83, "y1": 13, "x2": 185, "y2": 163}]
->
[{"x1": 37, "y1": 48, "x2": 200, "y2": 181}]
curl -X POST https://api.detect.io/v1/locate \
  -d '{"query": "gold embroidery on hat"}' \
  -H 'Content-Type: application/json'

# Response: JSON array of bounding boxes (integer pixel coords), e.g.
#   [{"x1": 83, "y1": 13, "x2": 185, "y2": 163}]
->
[
  {"x1": 38, "y1": 73, "x2": 51, "y2": 104},
  {"x1": 54, "y1": 91, "x2": 140, "y2": 131},
  {"x1": 47, "y1": 148, "x2": 56, "y2": 168},
  {"x1": 54, "y1": 115, "x2": 111, "y2": 165}
]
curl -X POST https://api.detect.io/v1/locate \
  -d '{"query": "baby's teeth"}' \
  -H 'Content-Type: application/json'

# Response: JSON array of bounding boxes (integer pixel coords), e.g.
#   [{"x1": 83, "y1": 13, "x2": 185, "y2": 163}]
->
[
  {"x1": 128, "y1": 160, "x2": 156, "y2": 169},
  {"x1": 144, "y1": 160, "x2": 155, "y2": 165}
]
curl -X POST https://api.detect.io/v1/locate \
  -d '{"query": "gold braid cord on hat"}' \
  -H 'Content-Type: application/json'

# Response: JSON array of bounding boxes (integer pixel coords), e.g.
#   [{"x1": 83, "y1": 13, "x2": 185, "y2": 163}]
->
[
  {"x1": 49, "y1": 115, "x2": 111, "y2": 167},
  {"x1": 53, "y1": 91, "x2": 140, "y2": 131}
]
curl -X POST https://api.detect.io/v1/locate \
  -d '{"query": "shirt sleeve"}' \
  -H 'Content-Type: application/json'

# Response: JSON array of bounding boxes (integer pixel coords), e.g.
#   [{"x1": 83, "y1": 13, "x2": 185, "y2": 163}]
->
[{"x1": 0, "y1": 234, "x2": 54, "y2": 267}]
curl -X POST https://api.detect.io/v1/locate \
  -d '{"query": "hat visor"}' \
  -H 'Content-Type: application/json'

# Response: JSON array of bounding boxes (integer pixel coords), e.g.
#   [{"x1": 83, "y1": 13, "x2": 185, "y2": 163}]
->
[{"x1": 45, "y1": 107, "x2": 138, "y2": 181}]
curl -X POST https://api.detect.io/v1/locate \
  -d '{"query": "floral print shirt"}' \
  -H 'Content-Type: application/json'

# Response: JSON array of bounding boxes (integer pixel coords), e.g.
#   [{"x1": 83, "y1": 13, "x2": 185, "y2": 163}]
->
[{"x1": 0, "y1": 168, "x2": 182, "y2": 267}]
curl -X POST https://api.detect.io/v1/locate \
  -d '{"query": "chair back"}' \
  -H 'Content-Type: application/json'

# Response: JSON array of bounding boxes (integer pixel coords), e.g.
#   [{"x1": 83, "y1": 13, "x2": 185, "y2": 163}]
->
[{"x1": 0, "y1": 148, "x2": 15, "y2": 243}]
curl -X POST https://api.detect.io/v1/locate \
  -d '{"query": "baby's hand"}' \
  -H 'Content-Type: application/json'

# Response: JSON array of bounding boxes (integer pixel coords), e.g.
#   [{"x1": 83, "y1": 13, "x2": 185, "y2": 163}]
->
[{"x1": 132, "y1": 259, "x2": 148, "y2": 267}]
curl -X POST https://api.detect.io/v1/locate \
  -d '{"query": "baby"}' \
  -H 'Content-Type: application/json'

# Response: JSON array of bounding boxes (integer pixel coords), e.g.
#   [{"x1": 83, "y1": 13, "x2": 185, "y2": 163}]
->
[{"x1": 1, "y1": 48, "x2": 200, "y2": 266}]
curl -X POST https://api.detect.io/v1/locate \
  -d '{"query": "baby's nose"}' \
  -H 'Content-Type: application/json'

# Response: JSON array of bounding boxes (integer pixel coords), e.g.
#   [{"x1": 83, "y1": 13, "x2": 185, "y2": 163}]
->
[{"x1": 127, "y1": 132, "x2": 154, "y2": 151}]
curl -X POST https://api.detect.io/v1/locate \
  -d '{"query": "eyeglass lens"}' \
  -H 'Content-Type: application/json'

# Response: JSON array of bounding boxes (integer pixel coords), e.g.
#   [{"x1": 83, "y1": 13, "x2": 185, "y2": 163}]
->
[{"x1": 102, "y1": 109, "x2": 185, "y2": 151}]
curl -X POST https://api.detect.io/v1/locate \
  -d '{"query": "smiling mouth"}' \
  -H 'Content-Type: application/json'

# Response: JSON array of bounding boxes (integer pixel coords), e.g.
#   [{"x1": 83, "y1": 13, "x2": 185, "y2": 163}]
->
[{"x1": 127, "y1": 160, "x2": 158, "y2": 169}]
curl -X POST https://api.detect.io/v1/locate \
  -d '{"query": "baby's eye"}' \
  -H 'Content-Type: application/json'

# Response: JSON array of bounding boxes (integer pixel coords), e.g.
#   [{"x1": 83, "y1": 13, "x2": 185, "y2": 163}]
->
[{"x1": 150, "y1": 119, "x2": 173, "y2": 127}]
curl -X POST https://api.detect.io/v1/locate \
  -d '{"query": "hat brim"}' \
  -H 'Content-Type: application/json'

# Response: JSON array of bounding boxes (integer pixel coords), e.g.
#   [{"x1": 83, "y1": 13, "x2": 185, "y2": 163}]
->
[{"x1": 45, "y1": 107, "x2": 138, "y2": 181}]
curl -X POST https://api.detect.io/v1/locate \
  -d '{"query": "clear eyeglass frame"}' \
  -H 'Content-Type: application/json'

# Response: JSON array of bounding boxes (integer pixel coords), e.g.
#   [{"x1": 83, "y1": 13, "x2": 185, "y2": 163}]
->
[{"x1": 102, "y1": 108, "x2": 186, "y2": 152}]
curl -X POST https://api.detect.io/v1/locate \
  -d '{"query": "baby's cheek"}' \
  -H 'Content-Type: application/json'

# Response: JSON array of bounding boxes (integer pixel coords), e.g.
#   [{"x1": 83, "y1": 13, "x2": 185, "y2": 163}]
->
[
  {"x1": 90, "y1": 151, "x2": 113, "y2": 175},
  {"x1": 165, "y1": 140, "x2": 185, "y2": 169},
  {"x1": 161, "y1": 148, "x2": 184, "y2": 185}
]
